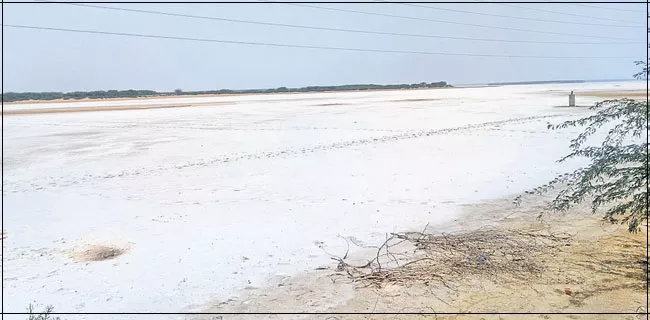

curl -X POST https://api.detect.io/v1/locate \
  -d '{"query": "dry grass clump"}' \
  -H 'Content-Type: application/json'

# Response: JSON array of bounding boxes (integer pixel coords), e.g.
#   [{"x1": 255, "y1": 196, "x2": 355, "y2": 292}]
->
[
  {"x1": 72, "y1": 244, "x2": 127, "y2": 262},
  {"x1": 27, "y1": 304, "x2": 60, "y2": 320}
]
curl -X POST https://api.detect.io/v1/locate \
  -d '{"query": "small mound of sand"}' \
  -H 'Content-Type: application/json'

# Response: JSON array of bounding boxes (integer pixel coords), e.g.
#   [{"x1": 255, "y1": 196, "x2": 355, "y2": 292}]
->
[
  {"x1": 72, "y1": 245, "x2": 127, "y2": 262},
  {"x1": 390, "y1": 98, "x2": 439, "y2": 102},
  {"x1": 312, "y1": 103, "x2": 348, "y2": 106}
]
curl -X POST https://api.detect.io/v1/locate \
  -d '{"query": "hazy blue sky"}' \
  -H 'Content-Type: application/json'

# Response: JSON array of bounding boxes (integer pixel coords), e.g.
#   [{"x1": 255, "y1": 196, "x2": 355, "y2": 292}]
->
[{"x1": 2, "y1": 1, "x2": 647, "y2": 92}]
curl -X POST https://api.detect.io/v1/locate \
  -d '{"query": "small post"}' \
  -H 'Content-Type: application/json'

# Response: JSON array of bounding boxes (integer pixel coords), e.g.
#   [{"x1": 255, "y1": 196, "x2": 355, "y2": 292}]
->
[{"x1": 569, "y1": 90, "x2": 575, "y2": 107}]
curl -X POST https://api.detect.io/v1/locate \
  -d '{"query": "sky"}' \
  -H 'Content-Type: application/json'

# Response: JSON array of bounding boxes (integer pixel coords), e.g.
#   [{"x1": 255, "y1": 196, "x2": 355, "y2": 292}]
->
[{"x1": 1, "y1": 1, "x2": 648, "y2": 92}]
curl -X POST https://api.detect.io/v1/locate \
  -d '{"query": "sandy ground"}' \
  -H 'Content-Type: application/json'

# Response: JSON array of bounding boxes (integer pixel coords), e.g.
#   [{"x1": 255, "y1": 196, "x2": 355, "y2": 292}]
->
[
  {"x1": 571, "y1": 89, "x2": 647, "y2": 100},
  {"x1": 195, "y1": 193, "x2": 646, "y2": 319},
  {"x1": 535, "y1": 82, "x2": 647, "y2": 101},
  {"x1": 1, "y1": 101, "x2": 233, "y2": 116},
  {"x1": 2, "y1": 81, "x2": 647, "y2": 318}
]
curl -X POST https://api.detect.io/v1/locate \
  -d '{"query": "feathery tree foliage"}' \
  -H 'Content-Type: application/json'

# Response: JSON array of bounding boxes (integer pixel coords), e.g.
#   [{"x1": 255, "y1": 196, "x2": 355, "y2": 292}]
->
[{"x1": 516, "y1": 62, "x2": 648, "y2": 232}]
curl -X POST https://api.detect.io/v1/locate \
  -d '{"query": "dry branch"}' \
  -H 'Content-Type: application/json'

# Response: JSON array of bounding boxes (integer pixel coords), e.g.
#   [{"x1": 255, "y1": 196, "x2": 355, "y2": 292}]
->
[{"x1": 332, "y1": 226, "x2": 573, "y2": 288}]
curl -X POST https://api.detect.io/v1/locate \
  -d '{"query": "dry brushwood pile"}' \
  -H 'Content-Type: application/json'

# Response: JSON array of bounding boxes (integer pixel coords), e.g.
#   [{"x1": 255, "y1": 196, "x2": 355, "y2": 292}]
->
[{"x1": 332, "y1": 226, "x2": 573, "y2": 288}]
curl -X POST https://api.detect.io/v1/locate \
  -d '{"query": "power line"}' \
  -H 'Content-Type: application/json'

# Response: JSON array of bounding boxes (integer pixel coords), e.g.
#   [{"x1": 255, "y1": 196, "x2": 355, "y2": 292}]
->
[
  {"x1": 58, "y1": 3, "x2": 642, "y2": 45},
  {"x1": 4, "y1": 24, "x2": 637, "y2": 59},
  {"x1": 393, "y1": 2, "x2": 643, "y2": 28},
  {"x1": 495, "y1": 3, "x2": 641, "y2": 23},
  {"x1": 282, "y1": 3, "x2": 637, "y2": 41},
  {"x1": 569, "y1": 3, "x2": 642, "y2": 13}
]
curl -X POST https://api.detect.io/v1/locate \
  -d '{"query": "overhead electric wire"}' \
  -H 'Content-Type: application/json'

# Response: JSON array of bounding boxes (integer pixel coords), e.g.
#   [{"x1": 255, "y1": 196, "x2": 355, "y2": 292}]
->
[
  {"x1": 390, "y1": 2, "x2": 642, "y2": 28},
  {"x1": 495, "y1": 3, "x2": 642, "y2": 24},
  {"x1": 569, "y1": 3, "x2": 642, "y2": 13},
  {"x1": 55, "y1": 3, "x2": 642, "y2": 45},
  {"x1": 280, "y1": 3, "x2": 636, "y2": 41},
  {"x1": 3, "y1": 24, "x2": 637, "y2": 59}
]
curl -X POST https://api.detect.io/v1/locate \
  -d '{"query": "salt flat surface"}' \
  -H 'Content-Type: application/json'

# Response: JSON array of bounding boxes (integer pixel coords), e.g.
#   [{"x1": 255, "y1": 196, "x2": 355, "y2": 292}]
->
[{"x1": 2, "y1": 82, "x2": 644, "y2": 316}]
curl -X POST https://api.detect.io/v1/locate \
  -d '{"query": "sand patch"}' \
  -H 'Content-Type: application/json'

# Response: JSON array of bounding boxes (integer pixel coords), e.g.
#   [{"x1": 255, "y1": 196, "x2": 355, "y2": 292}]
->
[
  {"x1": 71, "y1": 244, "x2": 129, "y2": 262},
  {"x1": 2, "y1": 101, "x2": 233, "y2": 116},
  {"x1": 312, "y1": 103, "x2": 349, "y2": 107},
  {"x1": 197, "y1": 194, "x2": 647, "y2": 318},
  {"x1": 575, "y1": 90, "x2": 647, "y2": 100},
  {"x1": 390, "y1": 98, "x2": 440, "y2": 102},
  {"x1": 49, "y1": 131, "x2": 103, "y2": 138}
]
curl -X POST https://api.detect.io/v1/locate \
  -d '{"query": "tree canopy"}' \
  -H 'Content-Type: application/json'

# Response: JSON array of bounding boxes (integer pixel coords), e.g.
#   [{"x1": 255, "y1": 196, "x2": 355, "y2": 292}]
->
[{"x1": 515, "y1": 61, "x2": 648, "y2": 232}]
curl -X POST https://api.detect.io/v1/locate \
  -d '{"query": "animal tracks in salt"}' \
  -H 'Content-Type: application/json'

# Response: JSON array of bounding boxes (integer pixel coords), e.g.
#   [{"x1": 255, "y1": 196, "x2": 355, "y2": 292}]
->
[{"x1": 4, "y1": 113, "x2": 571, "y2": 193}]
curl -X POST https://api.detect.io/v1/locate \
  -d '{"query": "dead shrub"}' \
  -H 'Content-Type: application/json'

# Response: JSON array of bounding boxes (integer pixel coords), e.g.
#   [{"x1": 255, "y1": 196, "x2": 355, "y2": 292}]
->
[{"x1": 72, "y1": 244, "x2": 127, "y2": 262}]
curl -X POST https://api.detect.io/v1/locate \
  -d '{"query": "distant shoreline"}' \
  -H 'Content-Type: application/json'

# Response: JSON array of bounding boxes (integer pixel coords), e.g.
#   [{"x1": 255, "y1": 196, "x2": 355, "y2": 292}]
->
[
  {"x1": 458, "y1": 79, "x2": 640, "y2": 87},
  {"x1": 2, "y1": 82, "x2": 452, "y2": 104},
  {"x1": 4, "y1": 79, "x2": 640, "y2": 105},
  {"x1": 487, "y1": 80, "x2": 586, "y2": 86},
  {"x1": 3, "y1": 86, "x2": 467, "y2": 106}
]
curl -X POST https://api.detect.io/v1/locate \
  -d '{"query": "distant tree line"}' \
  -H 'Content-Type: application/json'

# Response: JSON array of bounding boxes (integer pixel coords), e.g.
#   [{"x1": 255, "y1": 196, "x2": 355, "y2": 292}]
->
[
  {"x1": 1, "y1": 90, "x2": 159, "y2": 103},
  {"x1": 2, "y1": 82, "x2": 451, "y2": 103},
  {"x1": 488, "y1": 80, "x2": 585, "y2": 86}
]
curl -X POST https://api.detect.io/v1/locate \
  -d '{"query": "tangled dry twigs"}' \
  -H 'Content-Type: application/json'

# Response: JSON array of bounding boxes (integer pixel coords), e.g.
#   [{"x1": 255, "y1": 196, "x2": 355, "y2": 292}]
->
[{"x1": 332, "y1": 226, "x2": 574, "y2": 288}]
